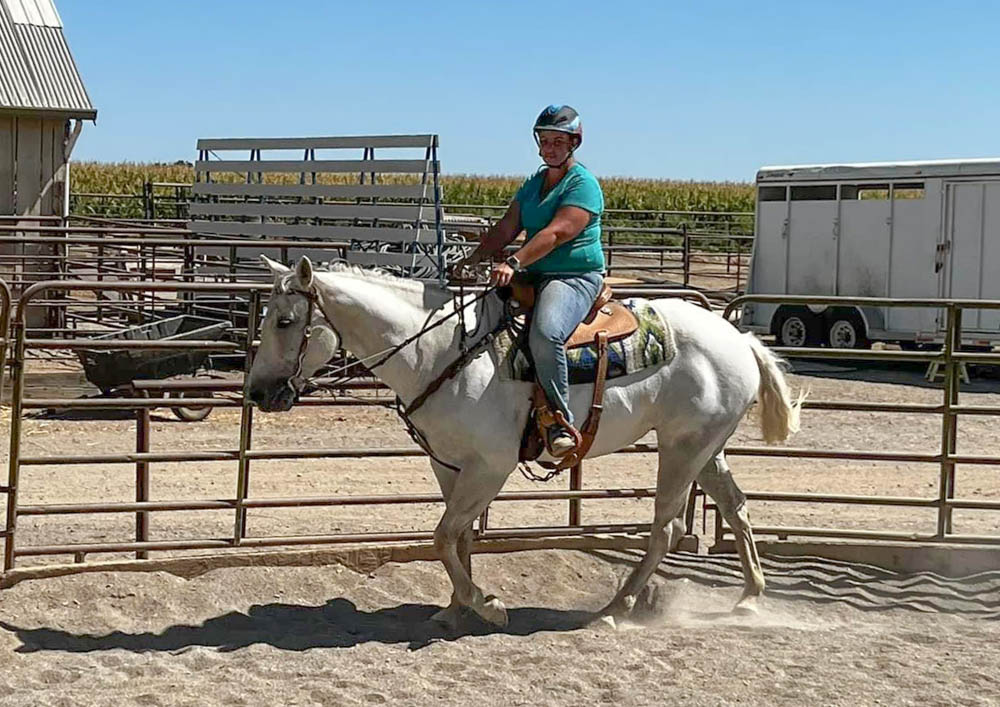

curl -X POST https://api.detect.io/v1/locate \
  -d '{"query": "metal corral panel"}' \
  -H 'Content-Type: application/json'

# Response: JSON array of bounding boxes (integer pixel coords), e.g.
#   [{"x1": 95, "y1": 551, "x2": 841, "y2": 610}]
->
[{"x1": 0, "y1": 0, "x2": 95, "y2": 118}]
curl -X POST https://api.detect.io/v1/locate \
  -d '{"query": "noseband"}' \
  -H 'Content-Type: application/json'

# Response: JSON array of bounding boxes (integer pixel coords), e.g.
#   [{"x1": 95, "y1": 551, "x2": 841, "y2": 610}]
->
[
  {"x1": 272, "y1": 279, "x2": 504, "y2": 473},
  {"x1": 285, "y1": 286, "x2": 340, "y2": 396}
]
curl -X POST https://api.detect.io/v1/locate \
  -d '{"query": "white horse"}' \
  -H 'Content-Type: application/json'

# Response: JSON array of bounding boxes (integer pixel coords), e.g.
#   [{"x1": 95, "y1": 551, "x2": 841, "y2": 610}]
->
[{"x1": 248, "y1": 256, "x2": 801, "y2": 628}]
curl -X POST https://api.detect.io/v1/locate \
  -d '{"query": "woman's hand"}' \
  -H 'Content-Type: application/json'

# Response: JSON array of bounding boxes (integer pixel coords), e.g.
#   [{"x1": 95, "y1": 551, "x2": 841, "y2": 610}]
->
[
  {"x1": 489, "y1": 262, "x2": 515, "y2": 287},
  {"x1": 449, "y1": 254, "x2": 481, "y2": 281}
]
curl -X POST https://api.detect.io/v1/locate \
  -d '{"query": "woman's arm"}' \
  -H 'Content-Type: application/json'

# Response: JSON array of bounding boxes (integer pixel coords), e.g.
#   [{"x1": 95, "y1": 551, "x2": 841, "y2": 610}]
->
[
  {"x1": 458, "y1": 201, "x2": 522, "y2": 267},
  {"x1": 509, "y1": 205, "x2": 590, "y2": 268},
  {"x1": 488, "y1": 205, "x2": 591, "y2": 286}
]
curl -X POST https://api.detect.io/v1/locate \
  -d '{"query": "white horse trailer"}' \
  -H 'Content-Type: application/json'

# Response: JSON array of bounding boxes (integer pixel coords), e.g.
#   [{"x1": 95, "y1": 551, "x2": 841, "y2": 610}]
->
[{"x1": 741, "y1": 159, "x2": 1000, "y2": 349}]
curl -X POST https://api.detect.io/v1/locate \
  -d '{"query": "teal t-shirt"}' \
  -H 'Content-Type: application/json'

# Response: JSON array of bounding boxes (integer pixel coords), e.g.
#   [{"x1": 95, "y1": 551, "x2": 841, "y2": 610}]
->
[{"x1": 514, "y1": 163, "x2": 605, "y2": 274}]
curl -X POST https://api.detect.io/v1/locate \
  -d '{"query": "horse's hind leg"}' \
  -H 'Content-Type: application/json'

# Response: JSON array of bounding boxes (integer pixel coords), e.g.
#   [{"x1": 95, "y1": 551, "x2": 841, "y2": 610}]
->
[
  {"x1": 601, "y1": 440, "x2": 702, "y2": 620},
  {"x1": 697, "y1": 452, "x2": 766, "y2": 613}
]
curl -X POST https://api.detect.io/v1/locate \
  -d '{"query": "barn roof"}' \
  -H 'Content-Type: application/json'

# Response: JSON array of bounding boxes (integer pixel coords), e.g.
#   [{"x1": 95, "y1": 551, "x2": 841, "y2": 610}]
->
[{"x1": 0, "y1": 0, "x2": 96, "y2": 119}]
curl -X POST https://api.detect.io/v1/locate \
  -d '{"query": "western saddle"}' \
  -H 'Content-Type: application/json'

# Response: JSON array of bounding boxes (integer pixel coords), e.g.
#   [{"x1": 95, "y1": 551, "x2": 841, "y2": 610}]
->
[{"x1": 509, "y1": 279, "x2": 639, "y2": 470}]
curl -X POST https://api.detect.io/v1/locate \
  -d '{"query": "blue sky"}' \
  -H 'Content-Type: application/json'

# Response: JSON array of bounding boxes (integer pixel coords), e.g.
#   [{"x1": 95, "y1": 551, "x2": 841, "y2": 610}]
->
[{"x1": 60, "y1": 1, "x2": 1000, "y2": 181}]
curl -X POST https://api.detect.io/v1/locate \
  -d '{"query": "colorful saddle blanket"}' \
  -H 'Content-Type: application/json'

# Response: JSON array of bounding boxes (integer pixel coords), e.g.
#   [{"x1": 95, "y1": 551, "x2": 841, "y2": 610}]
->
[{"x1": 492, "y1": 298, "x2": 676, "y2": 383}]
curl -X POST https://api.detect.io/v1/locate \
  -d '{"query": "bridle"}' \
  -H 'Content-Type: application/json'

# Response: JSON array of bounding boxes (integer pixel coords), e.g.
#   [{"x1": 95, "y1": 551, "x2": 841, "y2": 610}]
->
[
  {"x1": 279, "y1": 279, "x2": 501, "y2": 405},
  {"x1": 275, "y1": 280, "x2": 506, "y2": 472}
]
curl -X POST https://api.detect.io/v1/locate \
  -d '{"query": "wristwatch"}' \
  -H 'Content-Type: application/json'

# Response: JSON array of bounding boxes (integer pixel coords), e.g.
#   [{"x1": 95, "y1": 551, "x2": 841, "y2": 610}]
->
[{"x1": 505, "y1": 255, "x2": 523, "y2": 272}]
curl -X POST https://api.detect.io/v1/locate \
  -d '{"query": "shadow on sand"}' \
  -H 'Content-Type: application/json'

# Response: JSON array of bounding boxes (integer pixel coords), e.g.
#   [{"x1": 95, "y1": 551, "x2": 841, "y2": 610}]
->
[{"x1": 0, "y1": 600, "x2": 595, "y2": 654}]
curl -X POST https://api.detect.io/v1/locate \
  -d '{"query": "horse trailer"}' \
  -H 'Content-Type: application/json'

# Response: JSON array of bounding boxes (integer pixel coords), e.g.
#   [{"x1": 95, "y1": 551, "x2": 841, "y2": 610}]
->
[{"x1": 740, "y1": 159, "x2": 1000, "y2": 349}]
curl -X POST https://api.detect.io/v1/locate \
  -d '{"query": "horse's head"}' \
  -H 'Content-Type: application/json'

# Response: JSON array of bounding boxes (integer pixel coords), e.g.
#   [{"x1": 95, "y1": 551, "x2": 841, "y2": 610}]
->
[{"x1": 248, "y1": 255, "x2": 341, "y2": 412}]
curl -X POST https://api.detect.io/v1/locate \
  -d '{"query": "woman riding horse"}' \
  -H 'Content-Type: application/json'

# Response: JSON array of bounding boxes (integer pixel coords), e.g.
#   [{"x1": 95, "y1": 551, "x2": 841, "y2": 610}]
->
[{"x1": 455, "y1": 104, "x2": 604, "y2": 457}]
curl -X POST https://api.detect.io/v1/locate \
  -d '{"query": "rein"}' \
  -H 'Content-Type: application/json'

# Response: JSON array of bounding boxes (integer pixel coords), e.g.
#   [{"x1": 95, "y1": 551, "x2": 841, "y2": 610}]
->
[{"x1": 284, "y1": 283, "x2": 504, "y2": 472}]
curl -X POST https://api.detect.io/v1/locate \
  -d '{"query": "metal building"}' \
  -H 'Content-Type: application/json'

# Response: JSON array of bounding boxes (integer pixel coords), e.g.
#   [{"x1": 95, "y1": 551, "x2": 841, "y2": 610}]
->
[
  {"x1": 1, "y1": 0, "x2": 94, "y2": 330},
  {"x1": 1, "y1": 0, "x2": 95, "y2": 217}
]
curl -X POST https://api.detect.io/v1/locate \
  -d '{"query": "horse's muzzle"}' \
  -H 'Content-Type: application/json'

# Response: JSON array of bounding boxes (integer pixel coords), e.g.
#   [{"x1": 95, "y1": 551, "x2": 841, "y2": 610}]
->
[{"x1": 248, "y1": 379, "x2": 297, "y2": 412}]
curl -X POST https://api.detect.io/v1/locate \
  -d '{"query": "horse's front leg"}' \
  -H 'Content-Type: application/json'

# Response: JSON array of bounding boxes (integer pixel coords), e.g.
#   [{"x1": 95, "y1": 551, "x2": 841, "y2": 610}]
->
[
  {"x1": 429, "y1": 524, "x2": 473, "y2": 629},
  {"x1": 433, "y1": 462, "x2": 511, "y2": 627},
  {"x1": 427, "y1": 460, "x2": 474, "y2": 629}
]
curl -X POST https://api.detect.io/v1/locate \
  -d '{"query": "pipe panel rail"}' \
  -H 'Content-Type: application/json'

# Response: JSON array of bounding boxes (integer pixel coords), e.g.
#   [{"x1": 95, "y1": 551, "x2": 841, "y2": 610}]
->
[
  {"x1": 1, "y1": 280, "x2": 712, "y2": 574},
  {"x1": 716, "y1": 294, "x2": 1000, "y2": 548},
  {"x1": 5, "y1": 282, "x2": 1000, "y2": 582}
]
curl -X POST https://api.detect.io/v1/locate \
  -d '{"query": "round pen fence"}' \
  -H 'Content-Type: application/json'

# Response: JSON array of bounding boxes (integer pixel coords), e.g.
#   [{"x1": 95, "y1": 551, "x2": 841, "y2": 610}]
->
[
  {"x1": 0, "y1": 280, "x2": 710, "y2": 582},
  {"x1": 3, "y1": 281, "x2": 1000, "y2": 588},
  {"x1": 717, "y1": 295, "x2": 1000, "y2": 553}
]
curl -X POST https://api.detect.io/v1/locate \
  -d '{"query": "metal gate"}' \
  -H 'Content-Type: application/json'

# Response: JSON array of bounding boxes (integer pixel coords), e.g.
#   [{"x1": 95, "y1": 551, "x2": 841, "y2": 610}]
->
[{"x1": 720, "y1": 294, "x2": 1000, "y2": 549}]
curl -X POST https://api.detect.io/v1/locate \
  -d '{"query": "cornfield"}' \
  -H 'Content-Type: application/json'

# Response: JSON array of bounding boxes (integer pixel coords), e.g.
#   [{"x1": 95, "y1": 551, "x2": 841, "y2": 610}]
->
[{"x1": 71, "y1": 162, "x2": 755, "y2": 217}]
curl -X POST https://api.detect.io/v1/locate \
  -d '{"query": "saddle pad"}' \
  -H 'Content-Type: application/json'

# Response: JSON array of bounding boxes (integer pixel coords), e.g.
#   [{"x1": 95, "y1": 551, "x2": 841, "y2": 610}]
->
[{"x1": 492, "y1": 298, "x2": 676, "y2": 384}]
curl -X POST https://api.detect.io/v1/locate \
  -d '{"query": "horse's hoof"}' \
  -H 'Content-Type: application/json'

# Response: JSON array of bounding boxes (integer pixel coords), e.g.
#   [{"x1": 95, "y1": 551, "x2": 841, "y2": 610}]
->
[
  {"x1": 600, "y1": 593, "x2": 636, "y2": 620},
  {"x1": 733, "y1": 595, "x2": 761, "y2": 615},
  {"x1": 430, "y1": 604, "x2": 463, "y2": 631},
  {"x1": 596, "y1": 614, "x2": 618, "y2": 631},
  {"x1": 478, "y1": 596, "x2": 509, "y2": 627}
]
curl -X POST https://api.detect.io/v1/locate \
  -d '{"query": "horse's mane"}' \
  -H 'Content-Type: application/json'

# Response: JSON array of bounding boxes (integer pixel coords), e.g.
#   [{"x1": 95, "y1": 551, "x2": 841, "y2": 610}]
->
[{"x1": 318, "y1": 262, "x2": 446, "y2": 295}]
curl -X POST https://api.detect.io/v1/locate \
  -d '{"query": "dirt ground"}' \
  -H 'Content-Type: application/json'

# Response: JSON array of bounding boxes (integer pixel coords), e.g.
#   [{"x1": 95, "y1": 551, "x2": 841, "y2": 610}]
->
[{"x1": 1, "y1": 353, "x2": 999, "y2": 705}]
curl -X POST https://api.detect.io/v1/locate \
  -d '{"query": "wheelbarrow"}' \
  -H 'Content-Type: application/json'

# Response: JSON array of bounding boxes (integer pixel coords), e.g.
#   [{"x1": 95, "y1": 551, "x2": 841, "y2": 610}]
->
[{"x1": 76, "y1": 314, "x2": 232, "y2": 421}]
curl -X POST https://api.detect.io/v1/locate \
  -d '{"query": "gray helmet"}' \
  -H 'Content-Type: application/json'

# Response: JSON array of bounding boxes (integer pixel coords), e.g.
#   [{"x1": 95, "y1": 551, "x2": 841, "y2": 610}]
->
[{"x1": 533, "y1": 105, "x2": 583, "y2": 146}]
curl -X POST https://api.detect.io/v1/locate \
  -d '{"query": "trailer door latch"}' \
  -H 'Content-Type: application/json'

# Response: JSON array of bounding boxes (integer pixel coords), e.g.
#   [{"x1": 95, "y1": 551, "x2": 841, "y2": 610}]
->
[{"x1": 934, "y1": 241, "x2": 951, "y2": 273}]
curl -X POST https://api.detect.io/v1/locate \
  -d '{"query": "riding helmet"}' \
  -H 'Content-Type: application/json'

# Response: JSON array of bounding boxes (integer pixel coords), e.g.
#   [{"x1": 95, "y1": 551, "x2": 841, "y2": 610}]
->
[{"x1": 533, "y1": 105, "x2": 583, "y2": 146}]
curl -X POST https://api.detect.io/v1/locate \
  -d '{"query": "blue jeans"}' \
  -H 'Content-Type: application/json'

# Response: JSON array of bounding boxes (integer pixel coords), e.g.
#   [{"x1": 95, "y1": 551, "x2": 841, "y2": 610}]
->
[{"x1": 525, "y1": 271, "x2": 604, "y2": 428}]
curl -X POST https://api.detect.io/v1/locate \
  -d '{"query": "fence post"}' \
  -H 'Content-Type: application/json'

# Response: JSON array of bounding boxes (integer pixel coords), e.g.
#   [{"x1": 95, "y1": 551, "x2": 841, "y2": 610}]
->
[
  {"x1": 682, "y1": 224, "x2": 690, "y2": 287},
  {"x1": 937, "y1": 304, "x2": 960, "y2": 537},
  {"x1": 135, "y1": 400, "x2": 151, "y2": 560},
  {"x1": 234, "y1": 290, "x2": 261, "y2": 542},
  {"x1": 0, "y1": 279, "x2": 10, "y2": 405},
  {"x1": 142, "y1": 181, "x2": 153, "y2": 221},
  {"x1": 3, "y1": 315, "x2": 27, "y2": 570},
  {"x1": 569, "y1": 463, "x2": 583, "y2": 526}
]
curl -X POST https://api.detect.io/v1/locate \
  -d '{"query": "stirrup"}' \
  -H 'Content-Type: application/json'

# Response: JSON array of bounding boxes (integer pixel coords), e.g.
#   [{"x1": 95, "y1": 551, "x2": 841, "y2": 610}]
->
[{"x1": 547, "y1": 428, "x2": 577, "y2": 457}]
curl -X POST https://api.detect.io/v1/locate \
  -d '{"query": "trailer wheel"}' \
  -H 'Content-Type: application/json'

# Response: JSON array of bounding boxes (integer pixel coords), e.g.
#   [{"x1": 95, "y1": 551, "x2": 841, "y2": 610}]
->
[
  {"x1": 826, "y1": 309, "x2": 871, "y2": 350},
  {"x1": 168, "y1": 391, "x2": 213, "y2": 422},
  {"x1": 773, "y1": 306, "x2": 823, "y2": 347}
]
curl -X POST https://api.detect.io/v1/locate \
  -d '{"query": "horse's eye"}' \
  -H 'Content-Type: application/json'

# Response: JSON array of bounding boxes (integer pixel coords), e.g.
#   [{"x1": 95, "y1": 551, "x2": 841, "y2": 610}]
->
[{"x1": 276, "y1": 317, "x2": 294, "y2": 329}]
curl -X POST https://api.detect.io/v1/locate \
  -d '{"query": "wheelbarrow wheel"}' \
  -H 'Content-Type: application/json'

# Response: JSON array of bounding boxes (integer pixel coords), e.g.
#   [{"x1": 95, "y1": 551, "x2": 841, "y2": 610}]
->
[{"x1": 168, "y1": 391, "x2": 213, "y2": 422}]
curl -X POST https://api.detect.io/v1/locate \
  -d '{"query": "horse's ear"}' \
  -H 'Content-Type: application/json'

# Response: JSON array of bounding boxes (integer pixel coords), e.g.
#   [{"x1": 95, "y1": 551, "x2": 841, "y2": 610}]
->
[
  {"x1": 295, "y1": 256, "x2": 314, "y2": 289},
  {"x1": 260, "y1": 255, "x2": 290, "y2": 278}
]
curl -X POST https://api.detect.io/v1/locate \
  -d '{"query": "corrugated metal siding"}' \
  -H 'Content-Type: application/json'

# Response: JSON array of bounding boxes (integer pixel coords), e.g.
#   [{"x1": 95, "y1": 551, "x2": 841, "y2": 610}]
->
[
  {"x1": 6, "y1": 0, "x2": 62, "y2": 27},
  {"x1": 0, "y1": 0, "x2": 94, "y2": 117}
]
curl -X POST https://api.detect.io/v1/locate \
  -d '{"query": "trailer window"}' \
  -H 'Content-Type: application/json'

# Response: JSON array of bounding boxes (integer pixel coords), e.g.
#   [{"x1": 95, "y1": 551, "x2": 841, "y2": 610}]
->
[
  {"x1": 893, "y1": 182, "x2": 925, "y2": 199},
  {"x1": 758, "y1": 186, "x2": 787, "y2": 202},
  {"x1": 841, "y1": 184, "x2": 889, "y2": 200},
  {"x1": 790, "y1": 185, "x2": 837, "y2": 201}
]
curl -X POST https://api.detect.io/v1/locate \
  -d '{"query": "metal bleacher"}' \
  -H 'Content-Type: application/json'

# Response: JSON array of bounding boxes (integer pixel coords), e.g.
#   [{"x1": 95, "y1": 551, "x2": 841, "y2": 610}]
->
[{"x1": 187, "y1": 134, "x2": 447, "y2": 280}]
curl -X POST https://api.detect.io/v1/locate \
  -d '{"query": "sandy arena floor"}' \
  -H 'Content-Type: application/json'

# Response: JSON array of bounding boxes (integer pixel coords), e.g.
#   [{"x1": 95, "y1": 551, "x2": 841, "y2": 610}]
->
[{"x1": 0, "y1": 357, "x2": 999, "y2": 706}]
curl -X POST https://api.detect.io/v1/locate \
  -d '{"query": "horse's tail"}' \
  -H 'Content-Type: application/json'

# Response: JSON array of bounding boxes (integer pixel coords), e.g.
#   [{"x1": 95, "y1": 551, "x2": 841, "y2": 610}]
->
[{"x1": 746, "y1": 333, "x2": 805, "y2": 444}]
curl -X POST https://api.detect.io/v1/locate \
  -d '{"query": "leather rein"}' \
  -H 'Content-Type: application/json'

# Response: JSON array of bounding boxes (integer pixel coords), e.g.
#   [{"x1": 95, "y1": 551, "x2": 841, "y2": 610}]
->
[{"x1": 282, "y1": 284, "x2": 504, "y2": 472}]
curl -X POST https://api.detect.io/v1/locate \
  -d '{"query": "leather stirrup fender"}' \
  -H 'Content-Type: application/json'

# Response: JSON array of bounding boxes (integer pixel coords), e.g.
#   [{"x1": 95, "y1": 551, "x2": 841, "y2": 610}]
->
[{"x1": 521, "y1": 329, "x2": 611, "y2": 471}]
